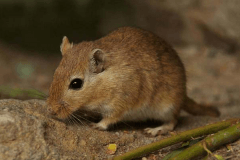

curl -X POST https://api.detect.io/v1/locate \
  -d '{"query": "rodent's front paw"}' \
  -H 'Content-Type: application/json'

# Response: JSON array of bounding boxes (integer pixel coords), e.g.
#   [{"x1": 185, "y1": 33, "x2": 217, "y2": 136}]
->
[{"x1": 90, "y1": 122, "x2": 108, "y2": 131}]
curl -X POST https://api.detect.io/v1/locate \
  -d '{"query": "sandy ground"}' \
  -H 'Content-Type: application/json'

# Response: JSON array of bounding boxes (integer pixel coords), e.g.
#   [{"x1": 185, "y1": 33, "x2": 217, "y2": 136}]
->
[{"x1": 0, "y1": 41, "x2": 239, "y2": 159}]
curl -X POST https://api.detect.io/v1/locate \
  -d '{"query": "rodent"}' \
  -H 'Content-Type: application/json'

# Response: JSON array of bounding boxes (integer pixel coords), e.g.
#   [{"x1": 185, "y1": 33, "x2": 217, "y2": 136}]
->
[{"x1": 47, "y1": 27, "x2": 220, "y2": 136}]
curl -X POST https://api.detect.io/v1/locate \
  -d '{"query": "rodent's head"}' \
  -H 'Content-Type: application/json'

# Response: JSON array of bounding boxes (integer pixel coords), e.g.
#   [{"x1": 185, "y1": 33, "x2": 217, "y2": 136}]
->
[{"x1": 47, "y1": 36, "x2": 106, "y2": 119}]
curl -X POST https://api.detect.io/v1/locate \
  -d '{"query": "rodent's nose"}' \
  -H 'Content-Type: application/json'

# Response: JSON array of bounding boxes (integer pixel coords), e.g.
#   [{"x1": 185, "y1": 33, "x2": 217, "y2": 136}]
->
[
  {"x1": 47, "y1": 107, "x2": 57, "y2": 116},
  {"x1": 59, "y1": 100, "x2": 69, "y2": 107},
  {"x1": 50, "y1": 111, "x2": 57, "y2": 116}
]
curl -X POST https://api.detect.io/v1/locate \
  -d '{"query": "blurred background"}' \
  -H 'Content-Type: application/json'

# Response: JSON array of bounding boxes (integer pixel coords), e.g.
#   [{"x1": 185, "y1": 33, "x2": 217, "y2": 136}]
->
[{"x1": 0, "y1": 0, "x2": 239, "y2": 106}]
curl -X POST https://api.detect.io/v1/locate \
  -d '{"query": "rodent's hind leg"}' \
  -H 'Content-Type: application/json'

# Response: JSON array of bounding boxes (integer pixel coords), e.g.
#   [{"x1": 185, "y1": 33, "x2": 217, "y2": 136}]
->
[{"x1": 144, "y1": 119, "x2": 177, "y2": 136}]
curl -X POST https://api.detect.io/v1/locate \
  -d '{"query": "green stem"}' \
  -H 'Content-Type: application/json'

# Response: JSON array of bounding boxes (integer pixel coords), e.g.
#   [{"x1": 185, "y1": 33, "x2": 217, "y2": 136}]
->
[
  {"x1": 170, "y1": 122, "x2": 240, "y2": 160},
  {"x1": 113, "y1": 118, "x2": 239, "y2": 160}
]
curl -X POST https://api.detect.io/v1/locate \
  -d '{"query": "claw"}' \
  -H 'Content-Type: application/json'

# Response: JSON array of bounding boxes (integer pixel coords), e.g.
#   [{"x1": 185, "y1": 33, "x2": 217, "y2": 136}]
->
[
  {"x1": 144, "y1": 120, "x2": 177, "y2": 136},
  {"x1": 144, "y1": 127, "x2": 164, "y2": 137},
  {"x1": 90, "y1": 122, "x2": 108, "y2": 131}
]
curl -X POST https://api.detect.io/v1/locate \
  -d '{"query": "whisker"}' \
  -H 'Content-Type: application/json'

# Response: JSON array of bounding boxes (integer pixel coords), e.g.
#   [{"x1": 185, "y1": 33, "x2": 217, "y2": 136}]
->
[
  {"x1": 66, "y1": 116, "x2": 73, "y2": 125},
  {"x1": 61, "y1": 105, "x2": 79, "y2": 126},
  {"x1": 81, "y1": 113, "x2": 95, "y2": 119},
  {"x1": 75, "y1": 114, "x2": 89, "y2": 127},
  {"x1": 71, "y1": 113, "x2": 85, "y2": 126},
  {"x1": 70, "y1": 115, "x2": 79, "y2": 126},
  {"x1": 67, "y1": 115, "x2": 74, "y2": 126},
  {"x1": 122, "y1": 121, "x2": 134, "y2": 129},
  {"x1": 73, "y1": 113, "x2": 92, "y2": 124},
  {"x1": 66, "y1": 112, "x2": 77, "y2": 126},
  {"x1": 65, "y1": 107, "x2": 87, "y2": 127},
  {"x1": 62, "y1": 106, "x2": 74, "y2": 126}
]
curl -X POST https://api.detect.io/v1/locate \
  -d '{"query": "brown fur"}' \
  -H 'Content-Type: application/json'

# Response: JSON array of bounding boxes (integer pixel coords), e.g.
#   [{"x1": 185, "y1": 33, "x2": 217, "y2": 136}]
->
[{"x1": 47, "y1": 27, "x2": 220, "y2": 136}]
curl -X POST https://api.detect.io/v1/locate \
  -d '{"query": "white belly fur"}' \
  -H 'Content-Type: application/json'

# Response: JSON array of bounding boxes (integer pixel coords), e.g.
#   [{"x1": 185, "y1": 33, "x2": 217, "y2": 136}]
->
[{"x1": 121, "y1": 103, "x2": 175, "y2": 122}]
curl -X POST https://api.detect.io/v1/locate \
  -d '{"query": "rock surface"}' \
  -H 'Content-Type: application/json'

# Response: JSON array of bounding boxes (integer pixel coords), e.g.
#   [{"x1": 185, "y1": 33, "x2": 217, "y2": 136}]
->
[
  {"x1": 0, "y1": 99, "x2": 59, "y2": 160},
  {"x1": 0, "y1": 96, "x2": 239, "y2": 160},
  {"x1": 118, "y1": 0, "x2": 240, "y2": 53}
]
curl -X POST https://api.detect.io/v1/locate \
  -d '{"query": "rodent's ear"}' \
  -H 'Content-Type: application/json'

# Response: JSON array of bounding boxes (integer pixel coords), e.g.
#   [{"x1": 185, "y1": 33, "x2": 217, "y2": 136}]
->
[
  {"x1": 60, "y1": 36, "x2": 73, "y2": 55},
  {"x1": 92, "y1": 49, "x2": 105, "y2": 73}
]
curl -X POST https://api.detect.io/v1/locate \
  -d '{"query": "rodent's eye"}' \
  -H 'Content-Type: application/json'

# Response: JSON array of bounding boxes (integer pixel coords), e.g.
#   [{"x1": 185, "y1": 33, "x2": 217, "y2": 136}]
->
[{"x1": 69, "y1": 78, "x2": 83, "y2": 90}]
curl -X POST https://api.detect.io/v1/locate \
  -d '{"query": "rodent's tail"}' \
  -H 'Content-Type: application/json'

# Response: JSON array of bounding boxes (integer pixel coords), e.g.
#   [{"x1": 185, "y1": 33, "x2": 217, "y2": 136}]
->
[{"x1": 183, "y1": 97, "x2": 220, "y2": 117}]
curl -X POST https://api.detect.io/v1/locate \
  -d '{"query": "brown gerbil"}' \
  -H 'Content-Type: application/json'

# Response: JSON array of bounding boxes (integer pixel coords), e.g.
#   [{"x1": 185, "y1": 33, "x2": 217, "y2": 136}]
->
[{"x1": 47, "y1": 27, "x2": 220, "y2": 136}]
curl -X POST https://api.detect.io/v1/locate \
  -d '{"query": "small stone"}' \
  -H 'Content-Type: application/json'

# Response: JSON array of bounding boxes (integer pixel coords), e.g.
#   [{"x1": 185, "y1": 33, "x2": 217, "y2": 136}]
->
[
  {"x1": 80, "y1": 140, "x2": 86, "y2": 146},
  {"x1": 0, "y1": 114, "x2": 15, "y2": 124}
]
